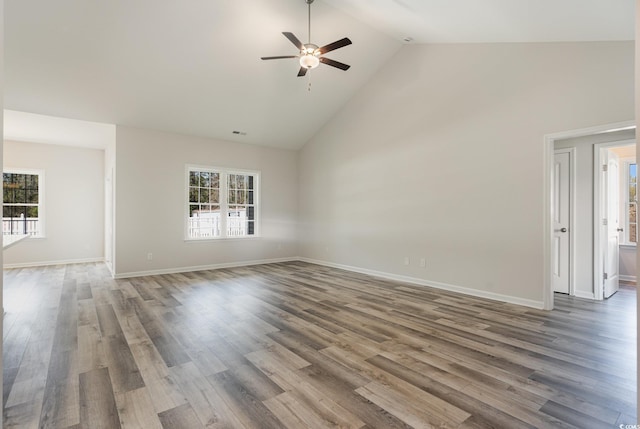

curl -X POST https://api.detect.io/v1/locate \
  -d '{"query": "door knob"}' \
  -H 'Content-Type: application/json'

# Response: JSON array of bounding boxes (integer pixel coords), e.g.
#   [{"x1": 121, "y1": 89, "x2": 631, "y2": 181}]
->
[
  {"x1": 560, "y1": 228, "x2": 567, "y2": 233},
  {"x1": 617, "y1": 228, "x2": 624, "y2": 232}
]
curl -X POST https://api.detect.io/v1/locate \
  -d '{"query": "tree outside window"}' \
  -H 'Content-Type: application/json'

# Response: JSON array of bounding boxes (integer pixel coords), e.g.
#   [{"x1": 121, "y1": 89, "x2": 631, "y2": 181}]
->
[{"x1": 2, "y1": 170, "x2": 44, "y2": 237}]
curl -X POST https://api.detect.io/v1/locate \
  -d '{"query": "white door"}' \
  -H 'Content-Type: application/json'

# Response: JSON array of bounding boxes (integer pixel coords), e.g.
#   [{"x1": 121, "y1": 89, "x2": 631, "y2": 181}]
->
[
  {"x1": 603, "y1": 151, "x2": 620, "y2": 298},
  {"x1": 552, "y1": 151, "x2": 570, "y2": 294}
]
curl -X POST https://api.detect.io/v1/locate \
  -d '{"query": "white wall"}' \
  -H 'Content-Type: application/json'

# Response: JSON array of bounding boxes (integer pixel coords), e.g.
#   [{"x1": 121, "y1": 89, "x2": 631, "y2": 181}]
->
[
  {"x1": 620, "y1": 246, "x2": 637, "y2": 281},
  {"x1": 105, "y1": 138, "x2": 116, "y2": 274},
  {"x1": 3, "y1": 140, "x2": 105, "y2": 266},
  {"x1": 114, "y1": 126, "x2": 298, "y2": 277},
  {"x1": 298, "y1": 42, "x2": 634, "y2": 307},
  {"x1": 555, "y1": 131, "x2": 635, "y2": 296}
]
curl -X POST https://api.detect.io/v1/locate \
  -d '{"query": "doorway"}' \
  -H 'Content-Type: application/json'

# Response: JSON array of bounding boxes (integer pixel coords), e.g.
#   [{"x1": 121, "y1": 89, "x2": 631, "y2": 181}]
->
[
  {"x1": 544, "y1": 121, "x2": 636, "y2": 310},
  {"x1": 594, "y1": 141, "x2": 636, "y2": 299}
]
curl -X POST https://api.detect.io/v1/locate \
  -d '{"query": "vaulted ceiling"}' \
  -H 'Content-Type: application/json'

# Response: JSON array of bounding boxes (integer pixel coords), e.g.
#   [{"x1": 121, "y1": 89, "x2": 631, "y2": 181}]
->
[{"x1": 4, "y1": 0, "x2": 634, "y2": 150}]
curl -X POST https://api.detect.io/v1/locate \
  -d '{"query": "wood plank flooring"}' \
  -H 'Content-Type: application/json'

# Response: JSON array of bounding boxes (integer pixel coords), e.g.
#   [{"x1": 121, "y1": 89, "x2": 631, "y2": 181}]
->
[{"x1": 2, "y1": 261, "x2": 637, "y2": 428}]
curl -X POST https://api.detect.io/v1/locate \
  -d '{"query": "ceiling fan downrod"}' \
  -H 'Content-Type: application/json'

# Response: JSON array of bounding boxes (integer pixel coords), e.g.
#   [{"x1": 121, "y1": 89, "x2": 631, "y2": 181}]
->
[{"x1": 306, "y1": 0, "x2": 314, "y2": 44}]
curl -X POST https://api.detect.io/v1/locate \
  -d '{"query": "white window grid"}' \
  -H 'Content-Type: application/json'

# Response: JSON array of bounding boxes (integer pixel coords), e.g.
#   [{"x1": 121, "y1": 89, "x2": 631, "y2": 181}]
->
[{"x1": 185, "y1": 165, "x2": 259, "y2": 240}]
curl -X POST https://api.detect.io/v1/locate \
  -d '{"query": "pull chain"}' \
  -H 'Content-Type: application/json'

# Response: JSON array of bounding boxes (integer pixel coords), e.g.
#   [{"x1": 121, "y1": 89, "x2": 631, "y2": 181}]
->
[{"x1": 306, "y1": 0, "x2": 314, "y2": 92}]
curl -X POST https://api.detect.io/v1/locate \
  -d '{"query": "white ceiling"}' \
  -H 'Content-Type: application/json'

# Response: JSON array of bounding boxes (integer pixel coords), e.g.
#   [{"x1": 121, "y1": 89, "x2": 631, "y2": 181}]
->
[
  {"x1": 324, "y1": 0, "x2": 635, "y2": 43},
  {"x1": 4, "y1": 0, "x2": 635, "y2": 150},
  {"x1": 4, "y1": 110, "x2": 115, "y2": 149}
]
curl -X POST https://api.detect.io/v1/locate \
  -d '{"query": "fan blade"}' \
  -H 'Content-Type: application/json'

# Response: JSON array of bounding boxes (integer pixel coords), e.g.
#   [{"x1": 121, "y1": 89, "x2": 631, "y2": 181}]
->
[
  {"x1": 283, "y1": 32, "x2": 304, "y2": 50},
  {"x1": 297, "y1": 67, "x2": 308, "y2": 77},
  {"x1": 317, "y1": 37, "x2": 352, "y2": 55},
  {"x1": 319, "y1": 57, "x2": 351, "y2": 71},
  {"x1": 261, "y1": 55, "x2": 298, "y2": 60}
]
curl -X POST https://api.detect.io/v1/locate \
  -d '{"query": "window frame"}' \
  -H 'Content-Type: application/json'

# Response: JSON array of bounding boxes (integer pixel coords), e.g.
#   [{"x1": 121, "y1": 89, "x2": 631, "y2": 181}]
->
[
  {"x1": 3, "y1": 168, "x2": 46, "y2": 238},
  {"x1": 184, "y1": 165, "x2": 260, "y2": 241},
  {"x1": 622, "y1": 160, "x2": 637, "y2": 246}
]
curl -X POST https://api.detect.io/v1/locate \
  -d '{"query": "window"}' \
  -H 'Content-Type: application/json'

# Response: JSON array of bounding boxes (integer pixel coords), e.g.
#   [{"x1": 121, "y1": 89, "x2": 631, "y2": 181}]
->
[
  {"x1": 3, "y1": 170, "x2": 44, "y2": 237},
  {"x1": 186, "y1": 166, "x2": 258, "y2": 239},
  {"x1": 626, "y1": 163, "x2": 637, "y2": 244}
]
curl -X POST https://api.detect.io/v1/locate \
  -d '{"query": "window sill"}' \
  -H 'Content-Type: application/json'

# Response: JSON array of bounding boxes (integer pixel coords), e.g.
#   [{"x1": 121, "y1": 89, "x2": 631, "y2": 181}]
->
[
  {"x1": 3, "y1": 234, "x2": 45, "y2": 241},
  {"x1": 184, "y1": 236, "x2": 261, "y2": 243},
  {"x1": 620, "y1": 243, "x2": 637, "y2": 250},
  {"x1": 3, "y1": 234, "x2": 30, "y2": 249}
]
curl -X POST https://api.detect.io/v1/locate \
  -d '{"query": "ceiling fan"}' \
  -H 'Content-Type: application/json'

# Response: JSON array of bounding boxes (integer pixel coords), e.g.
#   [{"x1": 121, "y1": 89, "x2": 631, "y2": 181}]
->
[{"x1": 261, "y1": 0, "x2": 352, "y2": 77}]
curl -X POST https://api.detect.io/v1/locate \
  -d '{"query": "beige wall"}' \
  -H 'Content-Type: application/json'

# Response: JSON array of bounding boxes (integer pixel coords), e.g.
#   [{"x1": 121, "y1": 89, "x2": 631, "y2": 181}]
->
[
  {"x1": 298, "y1": 42, "x2": 634, "y2": 307},
  {"x1": 105, "y1": 137, "x2": 116, "y2": 274},
  {"x1": 3, "y1": 140, "x2": 105, "y2": 266},
  {"x1": 114, "y1": 126, "x2": 298, "y2": 277}
]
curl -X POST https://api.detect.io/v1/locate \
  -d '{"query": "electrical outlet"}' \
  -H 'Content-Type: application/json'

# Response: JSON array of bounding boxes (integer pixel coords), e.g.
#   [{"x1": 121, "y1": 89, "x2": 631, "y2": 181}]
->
[
  {"x1": 403, "y1": 257, "x2": 410, "y2": 266},
  {"x1": 147, "y1": 253, "x2": 153, "y2": 261},
  {"x1": 420, "y1": 258, "x2": 426, "y2": 268}
]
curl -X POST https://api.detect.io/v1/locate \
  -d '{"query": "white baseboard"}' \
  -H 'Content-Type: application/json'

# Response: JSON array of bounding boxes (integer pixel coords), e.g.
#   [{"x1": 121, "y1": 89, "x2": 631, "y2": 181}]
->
[
  {"x1": 114, "y1": 257, "x2": 298, "y2": 279},
  {"x1": 3, "y1": 255, "x2": 549, "y2": 309},
  {"x1": 620, "y1": 275, "x2": 637, "y2": 283},
  {"x1": 105, "y1": 260, "x2": 115, "y2": 277},
  {"x1": 4, "y1": 257, "x2": 105, "y2": 269},
  {"x1": 298, "y1": 257, "x2": 545, "y2": 309}
]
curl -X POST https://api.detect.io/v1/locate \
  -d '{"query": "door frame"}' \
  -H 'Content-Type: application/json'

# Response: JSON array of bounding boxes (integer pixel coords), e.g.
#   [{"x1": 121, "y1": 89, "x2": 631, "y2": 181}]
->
[
  {"x1": 543, "y1": 120, "x2": 635, "y2": 310},
  {"x1": 553, "y1": 147, "x2": 576, "y2": 296},
  {"x1": 593, "y1": 140, "x2": 635, "y2": 300}
]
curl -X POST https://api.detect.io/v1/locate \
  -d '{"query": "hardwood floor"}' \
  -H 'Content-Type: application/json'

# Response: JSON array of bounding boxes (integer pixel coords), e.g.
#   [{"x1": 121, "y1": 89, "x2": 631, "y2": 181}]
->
[{"x1": 2, "y1": 261, "x2": 637, "y2": 428}]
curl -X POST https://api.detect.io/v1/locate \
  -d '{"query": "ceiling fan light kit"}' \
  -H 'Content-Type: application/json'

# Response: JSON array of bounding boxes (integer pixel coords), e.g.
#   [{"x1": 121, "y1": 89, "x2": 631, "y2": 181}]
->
[
  {"x1": 261, "y1": 0, "x2": 352, "y2": 78},
  {"x1": 299, "y1": 44, "x2": 320, "y2": 69}
]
